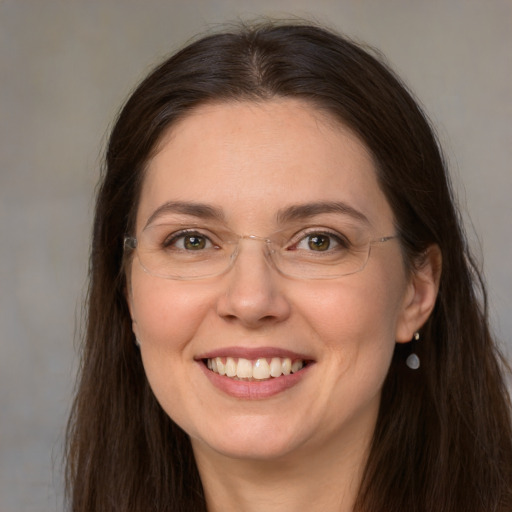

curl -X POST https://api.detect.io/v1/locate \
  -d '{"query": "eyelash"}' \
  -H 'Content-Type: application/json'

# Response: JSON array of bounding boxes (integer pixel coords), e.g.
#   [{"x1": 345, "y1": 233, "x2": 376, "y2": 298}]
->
[
  {"x1": 162, "y1": 230, "x2": 216, "y2": 249},
  {"x1": 162, "y1": 228, "x2": 351, "y2": 251},
  {"x1": 288, "y1": 229, "x2": 350, "y2": 251}
]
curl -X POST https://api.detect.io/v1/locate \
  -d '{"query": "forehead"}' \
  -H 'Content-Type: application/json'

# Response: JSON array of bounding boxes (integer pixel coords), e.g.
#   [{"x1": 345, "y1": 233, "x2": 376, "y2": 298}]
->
[{"x1": 137, "y1": 99, "x2": 394, "y2": 232}]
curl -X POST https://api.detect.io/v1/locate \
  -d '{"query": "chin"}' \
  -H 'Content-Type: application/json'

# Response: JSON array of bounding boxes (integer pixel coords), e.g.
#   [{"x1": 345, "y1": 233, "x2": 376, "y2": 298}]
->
[
  {"x1": 190, "y1": 419, "x2": 309, "y2": 461},
  {"x1": 196, "y1": 439, "x2": 303, "y2": 462}
]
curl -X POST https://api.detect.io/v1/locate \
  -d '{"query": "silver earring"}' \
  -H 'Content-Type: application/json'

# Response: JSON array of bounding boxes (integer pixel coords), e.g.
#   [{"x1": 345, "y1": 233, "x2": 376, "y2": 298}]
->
[
  {"x1": 135, "y1": 337, "x2": 141, "y2": 348},
  {"x1": 406, "y1": 331, "x2": 420, "y2": 370}
]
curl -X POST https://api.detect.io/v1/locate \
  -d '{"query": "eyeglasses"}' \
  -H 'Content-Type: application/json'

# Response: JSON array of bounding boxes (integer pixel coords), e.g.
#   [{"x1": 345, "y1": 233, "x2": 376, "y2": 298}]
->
[{"x1": 124, "y1": 223, "x2": 398, "y2": 280}]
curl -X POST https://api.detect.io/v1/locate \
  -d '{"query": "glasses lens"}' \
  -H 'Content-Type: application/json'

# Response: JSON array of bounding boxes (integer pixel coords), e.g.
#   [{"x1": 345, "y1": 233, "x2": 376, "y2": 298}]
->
[
  {"x1": 273, "y1": 241, "x2": 370, "y2": 279},
  {"x1": 136, "y1": 224, "x2": 235, "y2": 279},
  {"x1": 132, "y1": 223, "x2": 376, "y2": 280}
]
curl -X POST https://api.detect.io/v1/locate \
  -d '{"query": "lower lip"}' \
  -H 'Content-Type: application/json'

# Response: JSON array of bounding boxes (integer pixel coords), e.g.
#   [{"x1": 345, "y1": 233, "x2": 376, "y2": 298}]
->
[{"x1": 198, "y1": 361, "x2": 312, "y2": 399}]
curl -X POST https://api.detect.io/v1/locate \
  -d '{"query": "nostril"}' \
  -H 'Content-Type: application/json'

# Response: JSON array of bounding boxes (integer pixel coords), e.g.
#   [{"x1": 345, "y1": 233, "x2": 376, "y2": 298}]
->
[{"x1": 222, "y1": 314, "x2": 238, "y2": 323}]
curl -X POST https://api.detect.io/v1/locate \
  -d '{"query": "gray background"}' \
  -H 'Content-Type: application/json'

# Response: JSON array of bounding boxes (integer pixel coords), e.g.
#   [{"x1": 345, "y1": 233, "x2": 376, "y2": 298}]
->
[{"x1": 1, "y1": 1, "x2": 510, "y2": 510}]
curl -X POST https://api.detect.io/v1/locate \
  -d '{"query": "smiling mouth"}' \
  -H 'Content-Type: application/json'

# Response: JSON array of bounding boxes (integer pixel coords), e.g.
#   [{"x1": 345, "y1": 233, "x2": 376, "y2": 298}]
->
[{"x1": 204, "y1": 357, "x2": 309, "y2": 381}]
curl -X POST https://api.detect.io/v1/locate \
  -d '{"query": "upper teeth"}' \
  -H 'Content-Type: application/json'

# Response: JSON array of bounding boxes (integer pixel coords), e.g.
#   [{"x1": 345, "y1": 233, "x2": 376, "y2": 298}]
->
[{"x1": 206, "y1": 357, "x2": 305, "y2": 380}]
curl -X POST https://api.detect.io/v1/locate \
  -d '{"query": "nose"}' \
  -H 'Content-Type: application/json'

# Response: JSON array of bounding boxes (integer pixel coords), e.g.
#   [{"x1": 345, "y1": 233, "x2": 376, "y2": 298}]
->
[{"x1": 215, "y1": 238, "x2": 291, "y2": 329}]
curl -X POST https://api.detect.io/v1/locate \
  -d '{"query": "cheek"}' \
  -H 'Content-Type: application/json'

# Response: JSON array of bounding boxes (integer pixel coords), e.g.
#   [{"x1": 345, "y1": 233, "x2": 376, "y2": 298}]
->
[
  {"x1": 300, "y1": 268, "x2": 407, "y2": 363},
  {"x1": 129, "y1": 269, "x2": 214, "y2": 352},
  {"x1": 299, "y1": 272, "x2": 406, "y2": 420},
  {"x1": 129, "y1": 272, "x2": 216, "y2": 428}
]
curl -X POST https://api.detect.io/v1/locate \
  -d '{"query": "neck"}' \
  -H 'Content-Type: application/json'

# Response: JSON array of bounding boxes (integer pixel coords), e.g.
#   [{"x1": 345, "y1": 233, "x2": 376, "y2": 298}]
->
[{"x1": 191, "y1": 422, "x2": 373, "y2": 512}]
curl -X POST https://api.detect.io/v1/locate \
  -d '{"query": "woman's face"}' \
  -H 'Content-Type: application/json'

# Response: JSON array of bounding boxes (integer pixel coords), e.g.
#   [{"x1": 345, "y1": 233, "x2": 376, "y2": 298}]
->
[{"x1": 128, "y1": 99, "x2": 417, "y2": 461}]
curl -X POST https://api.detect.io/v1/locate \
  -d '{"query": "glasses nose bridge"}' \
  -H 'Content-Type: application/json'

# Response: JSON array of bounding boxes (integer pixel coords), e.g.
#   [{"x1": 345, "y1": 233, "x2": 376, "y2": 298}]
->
[
  {"x1": 237, "y1": 233, "x2": 274, "y2": 251},
  {"x1": 229, "y1": 233, "x2": 276, "y2": 269},
  {"x1": 243, "y1": 233, "x2": 273, "y2": 243}
]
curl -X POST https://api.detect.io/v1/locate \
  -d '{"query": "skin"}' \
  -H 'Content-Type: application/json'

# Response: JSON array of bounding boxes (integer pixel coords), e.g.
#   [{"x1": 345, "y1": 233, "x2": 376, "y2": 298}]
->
[{"x1": 127, "y1": 99, "x2": 440, "y2": 512}]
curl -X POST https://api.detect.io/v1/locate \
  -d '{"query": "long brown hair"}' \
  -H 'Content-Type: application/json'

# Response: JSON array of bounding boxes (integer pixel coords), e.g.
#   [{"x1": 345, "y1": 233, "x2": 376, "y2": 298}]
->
[{"x1": 66, "y1": 21, "x2": 512, "y2": 511}]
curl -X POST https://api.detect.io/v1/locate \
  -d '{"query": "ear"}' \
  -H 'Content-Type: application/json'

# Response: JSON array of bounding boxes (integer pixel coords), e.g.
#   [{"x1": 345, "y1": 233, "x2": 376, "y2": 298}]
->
[{"x1": 395, "y1": 244, "x2": 442, "y2": 343}]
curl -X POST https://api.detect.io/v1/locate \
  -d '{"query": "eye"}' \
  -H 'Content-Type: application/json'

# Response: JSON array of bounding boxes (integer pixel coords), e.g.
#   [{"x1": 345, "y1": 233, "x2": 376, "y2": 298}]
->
[
  {"x1": 293, "y1": 231, "x2": 348, "y2": 252},
  {"x1": 304, "y1": 233, "x2": 332, "y2": 251},
  {"x1": 164, "y1": 231, "x2": 214, "y2": 251}
]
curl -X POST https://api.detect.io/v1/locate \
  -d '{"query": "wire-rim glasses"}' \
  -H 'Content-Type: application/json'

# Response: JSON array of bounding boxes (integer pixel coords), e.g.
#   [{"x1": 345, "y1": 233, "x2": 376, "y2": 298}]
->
[{"x1": 124, "y1": 223, "x2": 398, "y2": 281}]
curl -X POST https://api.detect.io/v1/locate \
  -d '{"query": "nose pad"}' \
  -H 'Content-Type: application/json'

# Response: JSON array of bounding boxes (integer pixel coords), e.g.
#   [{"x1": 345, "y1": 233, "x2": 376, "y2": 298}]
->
[{"x1": 216, "y1": 236, "x2": 291, "y2": 328}]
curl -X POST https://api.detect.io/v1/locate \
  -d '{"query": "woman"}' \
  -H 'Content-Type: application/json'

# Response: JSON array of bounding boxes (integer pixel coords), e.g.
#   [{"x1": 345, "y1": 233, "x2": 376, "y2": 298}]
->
[{"x1": 65, "y1": 22, "x2": 512, "y2": 511}]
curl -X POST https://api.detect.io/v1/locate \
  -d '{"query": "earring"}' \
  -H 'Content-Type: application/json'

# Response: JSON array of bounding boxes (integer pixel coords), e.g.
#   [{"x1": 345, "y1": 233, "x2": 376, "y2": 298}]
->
[
  {"x1": 406, "y1": 331, "x2": 420, "y2": 370},
  {"x1": 135, "y1": 337, "x2": 141, "y2": 348}
]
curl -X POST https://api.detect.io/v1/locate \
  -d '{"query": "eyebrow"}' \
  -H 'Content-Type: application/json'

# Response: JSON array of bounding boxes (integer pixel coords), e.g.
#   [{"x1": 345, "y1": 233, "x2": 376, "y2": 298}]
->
[
  {"x1": 144, "y1": 201, "x2": 226, "y2": 228},
  {"x1": 144, "y1": 200, "x2": 370, "y2": 229},
  {"x1": 276, "y1": 201, "x2": 370, "y2": 225}
]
